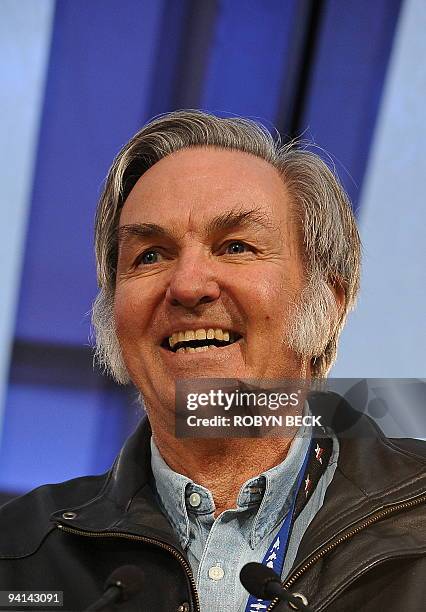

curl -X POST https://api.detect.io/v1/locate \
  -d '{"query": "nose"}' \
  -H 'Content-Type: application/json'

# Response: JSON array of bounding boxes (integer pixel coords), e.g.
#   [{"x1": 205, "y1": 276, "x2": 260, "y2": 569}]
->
[{"x1": 166, "y1": 247, "x2": 220, "y2": 309}]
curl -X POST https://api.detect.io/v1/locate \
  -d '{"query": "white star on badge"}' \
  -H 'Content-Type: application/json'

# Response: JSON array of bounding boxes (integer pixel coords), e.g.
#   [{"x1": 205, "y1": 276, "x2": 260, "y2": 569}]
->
[
  {"x1": 315, "y1": 443, "x2": 324, "y2": 464},
  {"x1": 304, "y1": 475, "x2": 311, "y2": 497}
]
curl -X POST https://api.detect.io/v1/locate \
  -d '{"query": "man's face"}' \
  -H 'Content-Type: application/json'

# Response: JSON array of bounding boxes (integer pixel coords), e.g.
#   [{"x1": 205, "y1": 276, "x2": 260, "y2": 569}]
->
[{"x1": 115, "y1": 147, "x2": 307, "y2": 416}]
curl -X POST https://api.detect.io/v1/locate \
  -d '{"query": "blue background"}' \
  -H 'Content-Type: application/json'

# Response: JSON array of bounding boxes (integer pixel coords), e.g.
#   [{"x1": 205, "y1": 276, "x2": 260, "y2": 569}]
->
[{"x1": 3, "y1": 0, "x2": 424, "y2": 500}]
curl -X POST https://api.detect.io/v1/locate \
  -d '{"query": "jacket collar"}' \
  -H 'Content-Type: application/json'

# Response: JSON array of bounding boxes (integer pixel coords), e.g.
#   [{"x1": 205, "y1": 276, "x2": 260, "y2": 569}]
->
[
  {"x1": 292, "y1": 412, "x2": 426, "y2": 572},
  {"x1": 51, "y1": 418, "x2": 183, "y2": 551},
  {"x1": 284, "y1": 409, "x2": 426, "y2": 610}
]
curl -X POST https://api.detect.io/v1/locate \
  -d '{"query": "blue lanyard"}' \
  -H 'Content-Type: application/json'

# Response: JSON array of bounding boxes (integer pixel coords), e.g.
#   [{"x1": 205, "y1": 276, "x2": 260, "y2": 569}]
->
[{"x1": 244, "y1": 441, "x2": 313, "y2": 612}]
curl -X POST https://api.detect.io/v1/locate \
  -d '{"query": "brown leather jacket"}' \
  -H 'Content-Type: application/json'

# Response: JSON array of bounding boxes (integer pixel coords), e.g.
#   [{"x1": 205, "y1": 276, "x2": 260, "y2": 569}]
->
[{"x1": 0, "y1": 415, "x2": 425, "y2": 611}]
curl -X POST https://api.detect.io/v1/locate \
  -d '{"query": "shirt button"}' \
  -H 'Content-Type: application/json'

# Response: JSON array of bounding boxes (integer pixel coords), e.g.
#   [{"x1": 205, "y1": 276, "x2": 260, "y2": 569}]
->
[
  {"x1": 208, "y1": 564, "x2": 224, "y2": 581},
  {"x1": 189, "y1": 492, "x2": 201, "y2": 507}
]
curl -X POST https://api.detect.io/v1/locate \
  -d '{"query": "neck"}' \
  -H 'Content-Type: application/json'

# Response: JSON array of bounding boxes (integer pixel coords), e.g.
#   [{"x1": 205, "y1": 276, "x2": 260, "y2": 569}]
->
[{"x1": 152, "y1": 428, "x2": 294, "y2": 516}]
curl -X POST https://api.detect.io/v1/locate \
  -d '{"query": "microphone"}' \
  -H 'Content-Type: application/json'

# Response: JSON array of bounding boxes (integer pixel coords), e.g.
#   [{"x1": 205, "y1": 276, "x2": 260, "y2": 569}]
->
[
  {"x1": 85, "y1": 565, "x2": 145, "y2": 611},
  {"x1": 240, "y1": 562, "x2": 313, "y2": 611}
]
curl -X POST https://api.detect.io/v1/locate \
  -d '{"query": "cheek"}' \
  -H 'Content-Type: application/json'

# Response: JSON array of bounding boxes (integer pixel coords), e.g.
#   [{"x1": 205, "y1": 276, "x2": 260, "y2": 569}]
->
[
  {"x1": 113, "y1": 287, "x2": 158, "y2": 383},
  {"x1": 231, "y1": 270, "x2": 304, "y2": 353},
  {"x1": 238, "y1": 269, "x2": 301, "y2": 319},
  {"x1": 114, "y1": 285, "x2": 148, "y2": 340}
]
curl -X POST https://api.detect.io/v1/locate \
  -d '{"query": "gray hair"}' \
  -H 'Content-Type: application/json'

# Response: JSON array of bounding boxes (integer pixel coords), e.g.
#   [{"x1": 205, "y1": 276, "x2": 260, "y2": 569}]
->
[{"x1": 92, "y1": 110, "x2": 361, "y2": 381}]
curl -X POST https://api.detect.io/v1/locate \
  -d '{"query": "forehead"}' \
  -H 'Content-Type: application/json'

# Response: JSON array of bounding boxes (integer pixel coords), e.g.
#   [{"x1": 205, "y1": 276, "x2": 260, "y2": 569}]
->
[{"x1": 119, "y1": 147, "x2": 293, "y2": 230}]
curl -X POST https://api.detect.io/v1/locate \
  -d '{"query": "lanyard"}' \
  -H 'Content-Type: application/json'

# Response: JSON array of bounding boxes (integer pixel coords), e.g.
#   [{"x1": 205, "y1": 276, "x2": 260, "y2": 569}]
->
[{"x1": 244, "y1": 440, "x2": 313, "y2": 612}]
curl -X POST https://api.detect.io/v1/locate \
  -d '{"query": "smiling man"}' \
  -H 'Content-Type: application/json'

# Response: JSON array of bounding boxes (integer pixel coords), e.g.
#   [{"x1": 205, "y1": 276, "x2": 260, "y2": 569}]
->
[
  {"x1": 0, "y1": 111, "x2": 425, "y2": 612},
  {"x1": 111, "y1": 144, "x2": 331, "y2": 521}
]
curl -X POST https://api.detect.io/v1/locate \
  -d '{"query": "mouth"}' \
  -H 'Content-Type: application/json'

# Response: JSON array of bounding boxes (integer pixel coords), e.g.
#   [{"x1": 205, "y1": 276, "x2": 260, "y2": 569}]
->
[{"x1": 161, "y1": 328, "x2": 242, "y2": 354}]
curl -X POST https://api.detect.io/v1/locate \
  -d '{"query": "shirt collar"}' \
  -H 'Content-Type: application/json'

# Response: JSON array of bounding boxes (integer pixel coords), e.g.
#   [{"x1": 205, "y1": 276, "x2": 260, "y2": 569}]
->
[
  {"x1": 250, "y1": 429, "x2": 311, "y2": 545},
  {"x1": 150, "y1": 426, "x2": 312, "y2": 550},
  {"x1": 150, "y1": 438, "x2": 193, "y2": 547}
]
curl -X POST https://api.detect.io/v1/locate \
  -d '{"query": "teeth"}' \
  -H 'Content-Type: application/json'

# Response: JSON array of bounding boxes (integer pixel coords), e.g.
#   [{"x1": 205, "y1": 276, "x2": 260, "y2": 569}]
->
[
  {"x1": 175, "y1": 344, "x2": 226, "y2": 355},
  {"x1": 169, "y1": 331, "x2": 185, "y2": 347},
  {"x1": 168, "y1": 327, "x2": 236, "y2": 348},
  {"x1": 214, "y1": 329, "x2": 223, "y2": 340},
  {"x1": 195, "y1": 329, "x2": 206, "y2": 340}
]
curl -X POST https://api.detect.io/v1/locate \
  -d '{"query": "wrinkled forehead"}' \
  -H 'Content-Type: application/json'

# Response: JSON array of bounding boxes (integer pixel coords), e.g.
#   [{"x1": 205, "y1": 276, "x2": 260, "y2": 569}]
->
[{"x1": 118, "y1": 147, "x2": 297, "y2": 240}]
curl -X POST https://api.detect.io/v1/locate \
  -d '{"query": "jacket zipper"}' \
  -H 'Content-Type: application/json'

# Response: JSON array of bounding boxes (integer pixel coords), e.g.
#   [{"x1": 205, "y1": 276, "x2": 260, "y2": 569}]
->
[
  {"x1": 266, "y1": 492, "x2": 426, "y2": 611},
  {"x1": 56, "y1": 523, "x2": 201, "y2": 612}
]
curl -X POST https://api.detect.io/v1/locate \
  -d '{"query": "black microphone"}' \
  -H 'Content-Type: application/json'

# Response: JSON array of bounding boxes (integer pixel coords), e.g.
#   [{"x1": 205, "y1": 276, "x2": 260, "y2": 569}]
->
[
  {"x1": 240, "y1": 562, "x2": 314, "y2": 611},
  {"x1": 85, "y1": 565, "x2": 145, "y2": 611}
]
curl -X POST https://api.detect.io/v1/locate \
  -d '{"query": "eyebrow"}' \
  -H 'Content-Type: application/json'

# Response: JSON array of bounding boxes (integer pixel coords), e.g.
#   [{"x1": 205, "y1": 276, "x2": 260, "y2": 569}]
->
[
  {"x1": 118, "y1": 223, "x2": 169, "y2": 245},
  {"x1": 118, "y1": 207, "x2": 278, "y2": 246},
  {"x1": 205, "y1": 207, "x2": 278, "y2": 235}
]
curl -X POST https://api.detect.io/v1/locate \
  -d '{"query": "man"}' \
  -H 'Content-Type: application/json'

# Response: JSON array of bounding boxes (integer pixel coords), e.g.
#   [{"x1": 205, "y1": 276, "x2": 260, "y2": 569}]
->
[{"x1": 0, "y1": 110, "x2": 425, "y2": 611}]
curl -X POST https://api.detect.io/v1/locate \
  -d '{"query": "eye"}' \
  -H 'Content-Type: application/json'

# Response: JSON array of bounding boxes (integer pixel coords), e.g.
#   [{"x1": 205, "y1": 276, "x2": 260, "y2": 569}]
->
[
  {"x1": 137, "y1": 249, "x2": 161, "y2": 265},
  {"x1": 224, "y1": 241, "x2": 252, "y2": 255}
]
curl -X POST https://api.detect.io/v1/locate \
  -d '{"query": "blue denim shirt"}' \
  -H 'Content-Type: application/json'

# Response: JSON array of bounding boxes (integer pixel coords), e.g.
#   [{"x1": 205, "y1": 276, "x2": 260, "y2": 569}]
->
[{"x1": 151, "y1": 430, "x2": 339, "y2": 612}]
